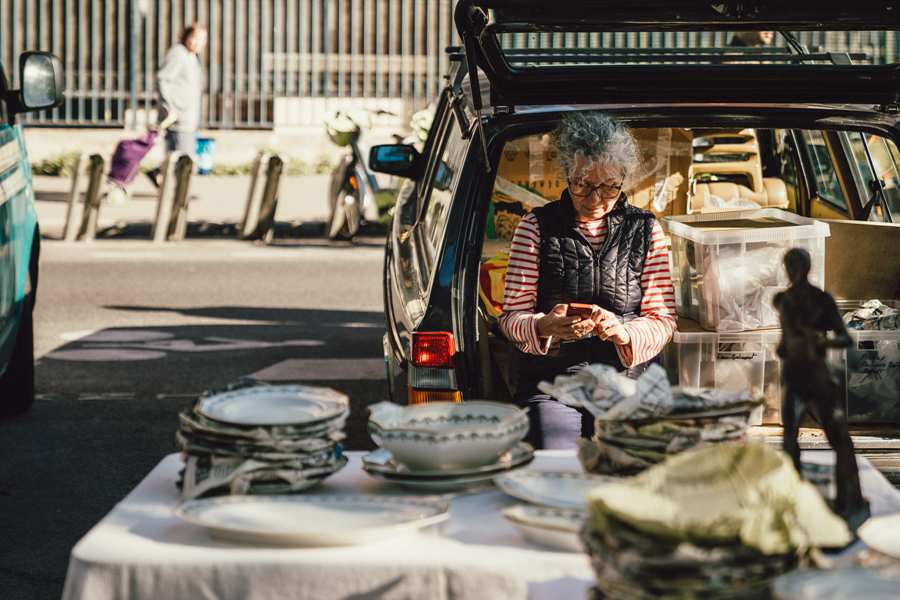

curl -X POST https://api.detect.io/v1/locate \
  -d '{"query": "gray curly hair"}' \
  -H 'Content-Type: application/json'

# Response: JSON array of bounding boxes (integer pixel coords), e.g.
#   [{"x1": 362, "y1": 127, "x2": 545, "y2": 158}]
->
[{"x1": 552, "y1": 112, "x2": 640, "y2": 189}]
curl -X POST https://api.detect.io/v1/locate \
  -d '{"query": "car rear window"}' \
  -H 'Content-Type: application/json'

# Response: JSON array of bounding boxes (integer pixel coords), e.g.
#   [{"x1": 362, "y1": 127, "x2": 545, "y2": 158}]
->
[{"x1": 497, "y1": 30, "x2": 896, "y2": 69}]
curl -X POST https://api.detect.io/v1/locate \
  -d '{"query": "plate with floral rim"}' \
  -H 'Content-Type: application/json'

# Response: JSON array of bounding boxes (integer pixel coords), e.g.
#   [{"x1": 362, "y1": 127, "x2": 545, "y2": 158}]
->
[
  {"x1": 174, "y1": 494, "x2": 449, "y2": 546},
  {"x1": 494, "y1": 470, "x2": 621, "y2": 509}
]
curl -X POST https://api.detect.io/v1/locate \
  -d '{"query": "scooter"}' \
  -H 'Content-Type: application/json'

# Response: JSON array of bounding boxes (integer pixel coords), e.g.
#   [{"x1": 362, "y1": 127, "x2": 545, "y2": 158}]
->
[{"x1": 324, "y1": 109, "x2": 425, "y2": 241}]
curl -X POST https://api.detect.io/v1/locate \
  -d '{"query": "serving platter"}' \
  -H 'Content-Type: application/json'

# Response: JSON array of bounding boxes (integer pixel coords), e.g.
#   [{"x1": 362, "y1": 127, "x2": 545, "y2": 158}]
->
[
  {"x1": 858, "y1": 512, "x2": 900, "y2": 559},
  {"x1": 196, "y1": 385, "x2": 348, "y2": 427},
  {"x1": 501, "y1": 505, "x2": 586, "y2": 552},
  {"x1": 174, "y1": 494, "x2": 449, "y2": 546},
  {"x1": 495, "y1": 470, "x2": 620, "y2": 509}
]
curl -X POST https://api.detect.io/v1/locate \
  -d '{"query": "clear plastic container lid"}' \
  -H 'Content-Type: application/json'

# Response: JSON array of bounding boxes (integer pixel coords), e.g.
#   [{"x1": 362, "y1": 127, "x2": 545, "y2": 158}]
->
[{"x1": 661, "y1": 208, "x2": 830, "y2": 245}]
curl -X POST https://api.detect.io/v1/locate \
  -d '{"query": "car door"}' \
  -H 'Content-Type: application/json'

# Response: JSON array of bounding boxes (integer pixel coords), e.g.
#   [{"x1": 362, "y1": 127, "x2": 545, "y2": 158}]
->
[
  {"x1": 0, "y1": 63, "x2": 22, "y2": 365},
  {"x1": 384, "y1": 93, "x2": 454, "y2": 398}
]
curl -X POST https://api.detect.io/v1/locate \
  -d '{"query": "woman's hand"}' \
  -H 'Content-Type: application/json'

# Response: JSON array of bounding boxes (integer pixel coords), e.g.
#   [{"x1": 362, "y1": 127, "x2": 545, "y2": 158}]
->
[
  {"x1": 592, "y1": 307, "x2": 631, "y2": 346},
  {"x1": 537, "y1": 304, "x2": 597, "y2": 340}
]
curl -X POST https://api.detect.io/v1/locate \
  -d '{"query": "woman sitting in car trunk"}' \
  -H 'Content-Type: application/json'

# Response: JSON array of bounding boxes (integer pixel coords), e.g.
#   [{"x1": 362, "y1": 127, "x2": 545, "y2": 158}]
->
[{"x1": 499, "y1": 112, "x2": 677, "y2": 449}]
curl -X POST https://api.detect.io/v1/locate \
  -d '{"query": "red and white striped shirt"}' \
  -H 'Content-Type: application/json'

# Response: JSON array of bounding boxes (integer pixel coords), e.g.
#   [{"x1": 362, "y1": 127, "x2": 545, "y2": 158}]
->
[{"x1": 498, "y1": 211, "x2": 676, "y2": 367}]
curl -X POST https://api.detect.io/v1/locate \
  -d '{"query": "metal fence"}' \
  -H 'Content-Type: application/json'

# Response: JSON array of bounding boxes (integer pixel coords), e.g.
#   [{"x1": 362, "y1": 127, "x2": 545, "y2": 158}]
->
[
  {"x1": 1, "y1": 0, "x2": 459, "y2": 129},
  {"x1": 1, "y1": 1, "x2": 898, "y2": 130}
]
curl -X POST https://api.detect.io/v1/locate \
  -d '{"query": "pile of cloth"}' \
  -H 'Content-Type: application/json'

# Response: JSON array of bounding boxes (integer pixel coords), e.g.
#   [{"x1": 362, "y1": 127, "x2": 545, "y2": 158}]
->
[
  {"x1": 843, "y1": 299, "x2": 899, "y2": 331},
  {"x1": 580, "y1": 442, "x2": 852, "y2": 600},
  {"x1": 704, "y1": 242, "x2": 790, "y2": 331},
  {"x1": 538, "y1": 364, "x2": 764, "y2": 476}
]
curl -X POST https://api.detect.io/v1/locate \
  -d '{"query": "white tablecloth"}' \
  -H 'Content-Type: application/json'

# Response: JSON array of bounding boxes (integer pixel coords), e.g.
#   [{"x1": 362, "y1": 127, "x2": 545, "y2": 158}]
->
[{"x1": 62, "y1": 450, "x2": 900, "y2": 600}]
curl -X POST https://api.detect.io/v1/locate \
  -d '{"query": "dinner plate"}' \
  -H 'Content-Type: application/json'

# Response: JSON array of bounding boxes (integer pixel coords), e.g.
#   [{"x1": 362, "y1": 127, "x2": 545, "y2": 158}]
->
[
  {"x1": 858, "y1": 512, "x2": 900, "y2": 559},
  {"x1": 196, "y1": 385, "x2": 349, "y2": 426},
  {"x1": 362, "y1": 442, "x2": 535, "y2": 479},
  {"x1": 501, "y1": 505, "x2": 586, "y2": 552},
  {"x1": 174, "y1": 495, "x2": 449, "y2": 546},
  {"x1": 495, "y1": 470, "x2": 621, "y2": 509},
  {"x1": 772, "y1": 567, "x2": 900, "y2": 600}
]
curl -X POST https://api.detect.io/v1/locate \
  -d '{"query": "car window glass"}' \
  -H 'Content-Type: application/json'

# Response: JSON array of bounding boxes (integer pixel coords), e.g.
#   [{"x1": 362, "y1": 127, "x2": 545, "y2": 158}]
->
[
  {"x1": 392, "y1": 101, "x2": 450, "y2": 231},
  {"x1": 766, "y1": 129, "x2": 800, "y2": 213},
  {"x1": 802, "y1": 129, "x2": 847, "y2": 209},
  {"x1": 421, "y1": 116, "x2": 466, "y2": 258},
  {"x1": 849, "y1": 132, "x2": 900, "y2": 220},
  {"x1": 0, "y1": 65, "x2": 8, "y2": 126}
]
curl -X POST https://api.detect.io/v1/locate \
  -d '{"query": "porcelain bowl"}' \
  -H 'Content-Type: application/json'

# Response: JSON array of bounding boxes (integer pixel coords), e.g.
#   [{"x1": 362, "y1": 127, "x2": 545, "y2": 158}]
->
[{"x1": 367, "y1": 401, "x2": 529, "y2": 471}]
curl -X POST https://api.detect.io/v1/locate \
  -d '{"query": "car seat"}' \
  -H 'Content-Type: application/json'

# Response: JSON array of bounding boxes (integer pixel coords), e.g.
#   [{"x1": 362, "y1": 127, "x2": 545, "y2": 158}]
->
[{"x1": 688, "y1": 129, "x2": 789, "y2": 213}]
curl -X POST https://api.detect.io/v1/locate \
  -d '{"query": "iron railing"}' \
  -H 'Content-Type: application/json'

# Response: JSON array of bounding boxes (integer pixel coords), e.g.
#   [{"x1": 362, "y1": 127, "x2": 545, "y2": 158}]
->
[{"x1": 1, "y1": 0, "x2": 459, "y2": 129}]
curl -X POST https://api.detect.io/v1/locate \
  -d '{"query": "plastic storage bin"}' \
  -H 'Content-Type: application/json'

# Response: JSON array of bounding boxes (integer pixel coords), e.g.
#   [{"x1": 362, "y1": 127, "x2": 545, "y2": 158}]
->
[
  {"x1": 662, "y1": 209, "x2": 830, "y2": 332},
  {"x1": 671, "y1": 324, "x2": 783, "y2": 424},
  {"x1": 829, "y1": 300, "x2": 900, "y2": 423}
]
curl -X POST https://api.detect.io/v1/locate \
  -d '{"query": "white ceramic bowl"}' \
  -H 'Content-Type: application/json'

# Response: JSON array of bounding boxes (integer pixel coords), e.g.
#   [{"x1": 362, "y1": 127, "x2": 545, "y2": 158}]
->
[{"x1": 367, "y1": 401, "x2": 529, "y2": 471}]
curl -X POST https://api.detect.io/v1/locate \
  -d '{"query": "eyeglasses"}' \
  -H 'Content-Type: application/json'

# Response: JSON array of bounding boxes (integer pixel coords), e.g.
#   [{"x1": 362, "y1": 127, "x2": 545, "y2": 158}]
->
[{"x1": 568, "y1": 180, "x2": 623, "y2": 198}]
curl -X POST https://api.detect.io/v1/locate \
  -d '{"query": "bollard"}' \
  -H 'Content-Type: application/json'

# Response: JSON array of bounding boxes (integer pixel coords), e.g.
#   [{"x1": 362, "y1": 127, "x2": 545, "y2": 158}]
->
[
  {"x1": 76, "y1": 154, "x2": 106, "y2": 241},
  {"x1": 246, "y1": 155, "x2": 283, "y2": 242},
  {"x1": 238, "y1": 151, "x2": 270, "y2": 240},
  {"x1": 166, "y1": 154, "x2": 194, "y2": 241},
  {"x1": 62, "y1": 152, "x2": 86, "y2": 242},
  {"x1": 151, "y1": 151, "x2": 182, "y2": 243}
]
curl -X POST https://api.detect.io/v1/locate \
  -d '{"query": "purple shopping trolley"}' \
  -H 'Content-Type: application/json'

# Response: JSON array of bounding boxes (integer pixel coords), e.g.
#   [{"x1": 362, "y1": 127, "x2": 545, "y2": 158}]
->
[{"x1": 106, "y1": 129, "x2": 159, "y2": 205}]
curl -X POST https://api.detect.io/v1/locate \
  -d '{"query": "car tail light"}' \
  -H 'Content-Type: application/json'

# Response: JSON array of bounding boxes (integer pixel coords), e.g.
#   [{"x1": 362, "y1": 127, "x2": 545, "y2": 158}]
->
[
  {"x1": 411, "y1": 332, "x2": 454, "y2": 367},
  {"x1": 348, "y1": 175, "x2": 358, "y2": 189},
  {"x1": 408, "y1": 387, "x2": 462, "y2": 405}
]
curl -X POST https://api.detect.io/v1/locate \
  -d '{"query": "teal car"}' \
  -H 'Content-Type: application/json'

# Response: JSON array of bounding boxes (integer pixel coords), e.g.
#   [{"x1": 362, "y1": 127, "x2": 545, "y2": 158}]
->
[{"x1": 0, "y1": 51, "x2": 63, "y2": 415}]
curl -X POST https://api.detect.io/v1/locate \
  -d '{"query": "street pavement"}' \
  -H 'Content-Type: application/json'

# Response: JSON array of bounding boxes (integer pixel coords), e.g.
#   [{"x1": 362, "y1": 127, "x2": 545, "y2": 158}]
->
[
  {"x1": 2, "y1": 238, "x2": 389, "y2": 599},
  {"x1": 33, "y1": 172, "x2": 335, "y2": 240}
]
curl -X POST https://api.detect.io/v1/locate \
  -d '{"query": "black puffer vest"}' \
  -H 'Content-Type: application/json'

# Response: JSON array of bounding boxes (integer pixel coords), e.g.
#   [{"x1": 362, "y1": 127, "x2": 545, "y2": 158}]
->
[{"x1": 517, "y1": 190, "x2": 656, "y2": 383}]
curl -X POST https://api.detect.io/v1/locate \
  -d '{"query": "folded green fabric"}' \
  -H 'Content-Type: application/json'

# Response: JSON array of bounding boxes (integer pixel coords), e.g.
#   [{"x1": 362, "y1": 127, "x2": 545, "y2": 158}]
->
[{"x1": 585, "y1": 441, "x2": 852, "y2": 554}]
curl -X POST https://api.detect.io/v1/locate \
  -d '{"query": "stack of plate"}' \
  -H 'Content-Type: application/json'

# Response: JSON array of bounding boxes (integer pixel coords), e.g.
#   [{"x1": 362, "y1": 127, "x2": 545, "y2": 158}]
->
[
  {"x1": 580, "y1": 389, "x2": 764, "y2": 477},
  {"x1": 176, "y1": 384, "x2": 349, "y2": 499},
  {"x1": 580, "y1": 518, "x2": 796, "y2": 600},
  {"x1": 362, "y1": 401, "x2": 534, "y2": 490},
  {"x1": 496, "y1": 471, "x2": 619, "y2": 552}
]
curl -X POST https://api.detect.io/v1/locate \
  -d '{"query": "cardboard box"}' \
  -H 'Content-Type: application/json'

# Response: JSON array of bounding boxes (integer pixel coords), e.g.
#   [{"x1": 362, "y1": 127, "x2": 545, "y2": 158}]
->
[
  {"x1": 629, "y1": 128, "x2": 693, "y2": 219},
  {"x1": 490, "y1": 127, "x2": 694, "y2": 232}
]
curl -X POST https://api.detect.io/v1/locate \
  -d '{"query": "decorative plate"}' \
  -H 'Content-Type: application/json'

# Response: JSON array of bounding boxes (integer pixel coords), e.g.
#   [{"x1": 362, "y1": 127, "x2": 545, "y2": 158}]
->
[
  {"x1": 362, "y1": 442, "x2": 534, "y2": 479},
  {"x1": 501, "y1": 505, "x2": 586, "y2": 552},
  {"x1": 858, "y1": 512, "x2": 900, "y2": 559},
  {"x1": 196, "y1": 385, "x2": 349, "y2": 426},
  {"x1": 174, "y1": 495, "x2": 449, "y2": 546},
  {"x1": 495, "y1": 470, "x2": 621, "y2": 509}
]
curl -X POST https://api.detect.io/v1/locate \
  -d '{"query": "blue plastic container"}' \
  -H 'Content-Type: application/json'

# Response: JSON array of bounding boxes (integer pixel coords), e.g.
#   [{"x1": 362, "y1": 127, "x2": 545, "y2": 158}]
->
[{"x1": 196, "y1": 137, "x2": 217, "y2": 175}]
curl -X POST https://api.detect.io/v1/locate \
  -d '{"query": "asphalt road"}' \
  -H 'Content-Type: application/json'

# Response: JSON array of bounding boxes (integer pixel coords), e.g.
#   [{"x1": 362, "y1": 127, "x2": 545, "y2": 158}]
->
[{"x1": 0, "y1": 237, "x2": 389, "y2": 599}]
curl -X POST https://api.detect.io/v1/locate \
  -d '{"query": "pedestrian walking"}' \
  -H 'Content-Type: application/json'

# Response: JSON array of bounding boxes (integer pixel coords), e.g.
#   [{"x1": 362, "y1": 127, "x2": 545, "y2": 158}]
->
[{"x1": 147, "y1": 22, "x2": 208, "y2": 187}]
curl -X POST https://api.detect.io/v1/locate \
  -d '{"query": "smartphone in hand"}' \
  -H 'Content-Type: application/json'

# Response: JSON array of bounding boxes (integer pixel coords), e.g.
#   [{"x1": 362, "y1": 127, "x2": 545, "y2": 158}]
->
[{"x1": 566, "y1": 303, "x2": 594, "y2": 321}]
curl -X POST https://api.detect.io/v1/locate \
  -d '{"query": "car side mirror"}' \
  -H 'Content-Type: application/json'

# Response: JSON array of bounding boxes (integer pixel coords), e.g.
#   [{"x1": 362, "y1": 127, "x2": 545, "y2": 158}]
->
[
  {"x1": 7, "y1": 51, "x2": 65, "y2": 116},
  {"x1": 369, "y1": 144, "x2": 423, "y2": 179}
]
